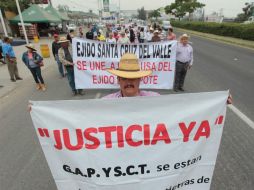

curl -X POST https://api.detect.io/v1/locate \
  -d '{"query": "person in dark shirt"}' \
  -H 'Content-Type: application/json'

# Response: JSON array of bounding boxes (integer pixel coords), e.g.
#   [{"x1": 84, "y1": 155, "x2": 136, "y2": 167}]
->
[
  {"x1": 52, "y1": 34, "x2": 64, "y2": 77},
  {"x1": 129, "y1": 28, "x2": 135, "y2": 43},
  {"x1": 86, "y1": 25, "x2": 94, "y2": 40},
  {"x1": 66, "y1": 29, "x2": 74, "y2": 43}
]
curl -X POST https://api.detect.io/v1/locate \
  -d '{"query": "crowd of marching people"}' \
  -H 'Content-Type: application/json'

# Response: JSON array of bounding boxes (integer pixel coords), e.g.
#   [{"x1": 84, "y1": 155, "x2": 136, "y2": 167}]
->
[
  {"x1": 59, "y1": 22, "x2": 191, "y2": 94},
  {"x1": 0, "y1": 21, "x2": 194, "y2": 96},
  {"x1": 77, "y1": 22, "x2": 177, "y2": 43},
  {"x1": 45, "y1": 22, "x2": 191, "y2": 95}
]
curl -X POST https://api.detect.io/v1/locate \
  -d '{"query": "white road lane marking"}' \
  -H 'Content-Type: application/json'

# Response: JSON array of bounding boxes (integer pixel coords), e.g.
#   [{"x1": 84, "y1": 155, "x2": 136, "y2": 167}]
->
[
  {"x1": 95, "y1": 92, "x2": 101, "y2": 99},
  {"x1": 228, "y1": 105, "x2": 254, "y2": 130}
]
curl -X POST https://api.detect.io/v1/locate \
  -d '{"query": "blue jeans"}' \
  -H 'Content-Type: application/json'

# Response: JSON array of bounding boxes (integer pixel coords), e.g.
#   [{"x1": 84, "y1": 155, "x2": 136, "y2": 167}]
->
[
  {"x1": 55, "y1": 55, "x2": 64, "y2": 77},
  {"x1": 30, "y1": 67, "x2": 44, "y2": 84},
  {"x1": 65, "y1": 66, "x2": 75, "y2": 92}
]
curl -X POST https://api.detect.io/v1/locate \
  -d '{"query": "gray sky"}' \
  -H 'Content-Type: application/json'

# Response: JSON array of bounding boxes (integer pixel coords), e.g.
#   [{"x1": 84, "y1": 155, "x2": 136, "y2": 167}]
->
[{"x1": 52, "y1": 0, "x2": 250, "y2": 17}]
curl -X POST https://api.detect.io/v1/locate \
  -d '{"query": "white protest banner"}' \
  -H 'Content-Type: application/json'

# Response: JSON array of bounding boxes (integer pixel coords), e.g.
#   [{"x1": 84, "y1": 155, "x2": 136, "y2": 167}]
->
[
  {"x1": 72, "y1": 38, "x2": 177, "y2": 89},
  {"x1": 30, "y1": 91, "x2": 228, "y2": 190}
]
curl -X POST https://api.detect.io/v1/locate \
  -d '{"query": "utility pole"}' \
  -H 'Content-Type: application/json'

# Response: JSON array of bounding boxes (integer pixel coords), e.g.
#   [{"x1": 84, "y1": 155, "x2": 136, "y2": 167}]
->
[
  {"x1": 0, "y1": 9, "x2": 8, "y2": 36},
  {"x1": 119, "y1": 0, "x2": 121, "y2": 16},
  {"x1": 15, "y1": 0, "x2": 29, "y2": 44}
]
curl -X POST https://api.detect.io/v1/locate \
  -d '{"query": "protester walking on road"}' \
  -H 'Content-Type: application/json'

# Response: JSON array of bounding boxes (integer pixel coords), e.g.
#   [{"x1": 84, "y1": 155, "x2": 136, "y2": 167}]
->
[
  {"x1": 151, "y1": 30, "x2": 161, "y2": 42},
  {"x1": 58, "y1": 37, "x2": 83, "y2": 96},
  {"x1": 118, "y1": 30, "x2": 130, "y2": 44},
  {"x1": 78, "y1": 27, "x2": 84, "y2": 38},
  {"x1": 97, "y1": 30, "x2": 106, "y2": 41},
  {"x1": 86, "y1": 25, "x2": 94, "y2": 40},
  {"x1": 67, "y1": 29, "x2": 75, "y2": 43},
  {"x1": 167, "y1": 27, "x2": 176, "y2": 41},
  {"x1": 104, "y1": 53, "x2": 159, "y2": 98},
  {"x1": 22, "y1": 44, "x2": 46, "y2": 91},
  {"x1": 152, "y1": 30, "x2": 161, "y2": 42},
  {"x1": 139, "y1": 27, "x2": 145, "y2": 43},
  {"x1": 113, "y1": 30, "x2": 120, "y2": 42},
  {"x1": 2, "y1": 37, "x2": 22, "y2": 82},
  {"x1": 0, "y1": 36, "x2": 6, "y2": 64},
  {"x1": 129, "y1": 28, "x2": 135, "y2": 43},
  {"x1": 174, "y1": 34, "x2": 193, "y2": 92},
  {"x1": 106, "y1": 33, "x2": 116, "y2": 43},
  {"x1": 52, "y1": 34, "x2": 64, "y2": 78},
  {"x1": 146, "y1": 28, "x2": 154, "y2": 42}
]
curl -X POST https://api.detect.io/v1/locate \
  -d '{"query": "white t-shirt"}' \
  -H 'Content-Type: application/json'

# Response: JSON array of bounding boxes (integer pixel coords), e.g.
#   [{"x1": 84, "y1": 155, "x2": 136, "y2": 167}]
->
[
  {"x1": 118, "y1": 37, "x2": 130, "y2": 44},
  {"x1": 140, "y1": 32, "x2": 145, "y2": 40},
  {"x1": 106, "y1": 38, "x2": 116, "y2": 43},
  {"x1": 146, "y1": 32, "x2": 153, "y2": 41}
]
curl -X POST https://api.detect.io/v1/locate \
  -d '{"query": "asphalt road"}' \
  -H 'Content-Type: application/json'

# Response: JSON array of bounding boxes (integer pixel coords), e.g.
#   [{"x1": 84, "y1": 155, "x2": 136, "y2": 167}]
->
[{"x1": 0, "y1": 34, "x2": 254, "y2": 190}]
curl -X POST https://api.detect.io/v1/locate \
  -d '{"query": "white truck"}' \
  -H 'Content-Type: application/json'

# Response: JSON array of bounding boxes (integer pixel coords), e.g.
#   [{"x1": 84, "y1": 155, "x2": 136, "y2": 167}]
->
[{"x1": 162, "y1": 20, "x2": 171, "y2": 30}]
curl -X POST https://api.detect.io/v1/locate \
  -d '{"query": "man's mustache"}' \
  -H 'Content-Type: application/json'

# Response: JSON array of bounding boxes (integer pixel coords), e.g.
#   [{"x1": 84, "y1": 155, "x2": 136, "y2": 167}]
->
[{"x1": 124, "y1": 84, "x2": 135, "y2": 89}]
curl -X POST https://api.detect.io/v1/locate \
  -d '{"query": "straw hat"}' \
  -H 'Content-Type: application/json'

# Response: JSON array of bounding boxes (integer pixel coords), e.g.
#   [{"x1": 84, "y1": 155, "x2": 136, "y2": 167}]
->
[
  {"x1": 25, "y1": 43, "x2": 37, "y2": 51},
  {"x1": 107, "y1": 53, "x2": 152, "y2": 79},
  {"x1": 120, "y1": 30, "x2": 125, "y2": 35},
  {"x1": 180, "y1": 33, "x2": 190, "y2": 39},
  {"x1": 58, "y1": 36, "x2": 69, "y2": 43},
  {"x1": 153, "y1": 30, "x2": 159, "y2": 34}
]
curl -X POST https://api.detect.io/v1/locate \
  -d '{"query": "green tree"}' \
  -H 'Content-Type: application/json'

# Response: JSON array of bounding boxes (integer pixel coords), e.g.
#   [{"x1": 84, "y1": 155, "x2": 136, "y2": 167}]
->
[
  {"x1": 235, "y1": 13, "x2": 248, "y2": 22},
  {"x1": 242, "y1": 2, "x2": 254, "y2": 16},
  {"x1": 235, "y1": 2, "x2": 254, "y2": 22},
  {"x1": 0, "y1": 0, "x2": 30, "y2": 13},
  {"x1": 57, "y1": 4, "x2": 70, "y2": 12},
  {"x1": 137, "y1": 7, "x2": 147, "y2": 20},
  {"x1": 165, "y1": 0, "x2": 205, "y2": 20},
  {"x1": 148, "y1": 9, "x2": 161, "y2": 20}
]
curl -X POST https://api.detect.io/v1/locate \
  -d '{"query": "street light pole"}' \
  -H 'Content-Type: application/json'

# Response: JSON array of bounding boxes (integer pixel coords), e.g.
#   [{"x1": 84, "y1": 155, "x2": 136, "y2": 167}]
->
[
  {"x1": 119, "y1": 0, "x2": 121, "y2": 16},
  {"x1": 15, "y1": 0, "x2": 29, "y2": 44},
  {"x1": 0, "y1": 9, "x2": 8, "y2": 36}
]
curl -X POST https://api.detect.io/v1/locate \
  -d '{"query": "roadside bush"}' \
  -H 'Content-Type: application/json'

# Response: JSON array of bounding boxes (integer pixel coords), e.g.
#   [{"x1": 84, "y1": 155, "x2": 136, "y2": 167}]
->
[{"x1": 171, "y1": 21, "x2": 254, "y2": 41}]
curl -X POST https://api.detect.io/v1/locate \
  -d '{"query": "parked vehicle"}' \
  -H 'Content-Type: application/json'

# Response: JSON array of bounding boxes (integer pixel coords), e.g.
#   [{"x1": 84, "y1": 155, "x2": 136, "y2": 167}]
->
[
  {"x1": 11, "y1": 39, "x2": 28, "y2": 46},
  {"x1": 162, "y1": 20, "x2": 171, "y2": 30},
  {"x1": 67, "y1": 24, "x2": 77, "y2": 31}
]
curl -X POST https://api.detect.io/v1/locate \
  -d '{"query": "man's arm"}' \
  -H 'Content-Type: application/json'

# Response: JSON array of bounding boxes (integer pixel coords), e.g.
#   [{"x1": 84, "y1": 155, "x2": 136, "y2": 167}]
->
[
  {"x1": 188, "y1": 45, "x2": 193, "y2": 69},
  {"x1": 58, "y1": 48, "x2": 73, "y2": 66},
  {"x1": 52, "y1": 42, "x2": 56, "y2": 57}
]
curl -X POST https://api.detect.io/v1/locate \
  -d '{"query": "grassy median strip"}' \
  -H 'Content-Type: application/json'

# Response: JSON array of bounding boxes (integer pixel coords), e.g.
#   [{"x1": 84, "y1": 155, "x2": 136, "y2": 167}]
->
[{"x1": 175, "y1": 27, "x2": 254, "y2": 50}]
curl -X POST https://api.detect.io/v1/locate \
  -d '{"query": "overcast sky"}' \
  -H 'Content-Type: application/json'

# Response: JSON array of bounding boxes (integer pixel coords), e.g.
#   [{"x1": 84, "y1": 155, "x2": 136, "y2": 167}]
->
[{"x1": 52, "y1": 0, "x2": 250, "y2": 17}]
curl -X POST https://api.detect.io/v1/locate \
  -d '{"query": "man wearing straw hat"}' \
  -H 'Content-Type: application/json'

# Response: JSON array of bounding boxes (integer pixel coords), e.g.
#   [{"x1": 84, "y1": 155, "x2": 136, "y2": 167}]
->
[
  {"x1": 174, "y1": 33, "x2": 193, "y2": 92},
  {"x1": 103, "y1": 53, "x2": 160, "y2": 98},
  {"x1": 22, "y1": 44, "x2": 46, "y2": 91},
  {"x1": 118, "y1": 30, "x2": 130, "y2": 44},
  {"x1": 58, "y1": 36, "x2": 83, "y2": 96},
  {"x1": 103, "y1": 53, "x2": 233, "y2": 103},
  {"x1": 151, "y1": 30, "x2": 161, "y2": 42}
]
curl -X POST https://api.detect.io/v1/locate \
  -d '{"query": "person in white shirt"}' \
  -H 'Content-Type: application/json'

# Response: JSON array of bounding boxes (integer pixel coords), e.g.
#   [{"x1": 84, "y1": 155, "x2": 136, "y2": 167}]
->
[
  {"x1": 139, "y1": 27, "x2": 145, "y2": 43},
  {"x1": 146, "y1": 27, "x2": 154, "y2": 42},
  {"x1": 125, "y1": 29, "x2": 130, "y2": 38},
  {"x1": 106, "y1": 33, "x2": 117, "y2": 43},
  {"x1": 174, "y1": 34, "x2": 193, "y2": 92},
  {"x1": 118, "y1": 30, "x2": 130, "y2": 44}
]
